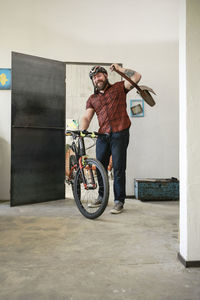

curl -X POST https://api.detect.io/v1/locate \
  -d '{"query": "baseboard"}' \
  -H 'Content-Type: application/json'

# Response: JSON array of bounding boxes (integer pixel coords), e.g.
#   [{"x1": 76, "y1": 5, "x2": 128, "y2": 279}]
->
[
  {"x1": 126, "y1": 195, "x2": 135, "y2": 199},
  {"x1": 178, "y1": 252, "x2": 200, "y2": 268}
]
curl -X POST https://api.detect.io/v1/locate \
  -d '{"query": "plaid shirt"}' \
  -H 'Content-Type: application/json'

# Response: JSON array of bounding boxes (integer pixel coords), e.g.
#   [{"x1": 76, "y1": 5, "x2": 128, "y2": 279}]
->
[{"x1": 86, "y1": 81, "x2": 131, "y2": 133}]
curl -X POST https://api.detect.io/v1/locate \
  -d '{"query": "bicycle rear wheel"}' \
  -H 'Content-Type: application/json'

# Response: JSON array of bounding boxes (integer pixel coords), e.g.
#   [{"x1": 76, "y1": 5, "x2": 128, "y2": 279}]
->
[{"x1": 73, "y1": 158, "x2": 109, "y2": 219}]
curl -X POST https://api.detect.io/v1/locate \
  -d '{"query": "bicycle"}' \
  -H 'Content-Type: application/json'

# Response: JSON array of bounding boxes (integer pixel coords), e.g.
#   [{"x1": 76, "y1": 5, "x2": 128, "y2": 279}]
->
[{"x1": 65, "y1": 130, "x2": 109, "y2": 219}]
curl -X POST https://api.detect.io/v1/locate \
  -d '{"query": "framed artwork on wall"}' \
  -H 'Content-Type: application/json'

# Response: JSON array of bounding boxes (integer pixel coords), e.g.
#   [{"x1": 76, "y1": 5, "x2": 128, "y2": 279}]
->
[
  {"x1": 130, "y1": 99, "x2": 144, "y2": 117},
  {"x1": 0, "y1": 69, "x2": 11, "y2": 90}
]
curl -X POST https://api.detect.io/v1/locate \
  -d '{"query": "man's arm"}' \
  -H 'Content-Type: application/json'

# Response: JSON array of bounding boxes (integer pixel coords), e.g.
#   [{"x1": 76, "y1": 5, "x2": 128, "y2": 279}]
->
[
  {"x1": 110, "y1": 64, "x2": 142, "y2": 91},
  {"x1": 80, "y1": 108, "x2": 95, "y2": 130}
]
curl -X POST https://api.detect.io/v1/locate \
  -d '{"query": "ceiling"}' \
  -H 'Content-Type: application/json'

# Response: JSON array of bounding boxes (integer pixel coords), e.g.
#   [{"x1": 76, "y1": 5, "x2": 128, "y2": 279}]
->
[{"x1": 5, "y1": 0, "x2": 179, "y2": 44}]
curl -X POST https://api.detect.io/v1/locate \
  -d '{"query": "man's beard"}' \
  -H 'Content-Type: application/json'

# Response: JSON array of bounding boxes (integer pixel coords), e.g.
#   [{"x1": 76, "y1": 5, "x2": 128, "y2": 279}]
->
[{"x1": 95, "y1": 78, "x2": 109, "y2": 91}]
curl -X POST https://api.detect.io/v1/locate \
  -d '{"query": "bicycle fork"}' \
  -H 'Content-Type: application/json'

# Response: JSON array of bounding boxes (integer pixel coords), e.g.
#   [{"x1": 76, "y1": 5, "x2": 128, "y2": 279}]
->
[{"x1": 79, "y1": 157, "x2": 97, "y2": 190}]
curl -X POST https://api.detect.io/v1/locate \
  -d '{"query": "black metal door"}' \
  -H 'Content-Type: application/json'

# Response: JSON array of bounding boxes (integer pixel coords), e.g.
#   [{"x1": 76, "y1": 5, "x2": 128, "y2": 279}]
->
[{"x1": 11, "y1": 52, "x2": 66, "y2": 206}]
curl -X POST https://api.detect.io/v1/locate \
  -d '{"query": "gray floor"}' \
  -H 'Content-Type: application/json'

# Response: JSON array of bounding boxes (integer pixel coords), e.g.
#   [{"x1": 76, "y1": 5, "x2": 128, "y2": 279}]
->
[{"x1": 0, "y1": 196, "x2": 200, "y2": 300}]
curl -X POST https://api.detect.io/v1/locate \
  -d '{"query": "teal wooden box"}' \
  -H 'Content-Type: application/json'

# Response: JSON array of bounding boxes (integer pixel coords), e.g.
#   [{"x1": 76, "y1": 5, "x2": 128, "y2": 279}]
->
[{"x1": 134, "y1": 178, "x2": 179, "y2": 201}]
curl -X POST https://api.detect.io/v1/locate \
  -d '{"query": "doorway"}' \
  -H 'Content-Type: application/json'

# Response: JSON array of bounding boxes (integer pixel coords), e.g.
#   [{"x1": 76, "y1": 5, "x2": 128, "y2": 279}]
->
[{"x1": 64, "y1": 62, "x2": 121, "y2": 199}]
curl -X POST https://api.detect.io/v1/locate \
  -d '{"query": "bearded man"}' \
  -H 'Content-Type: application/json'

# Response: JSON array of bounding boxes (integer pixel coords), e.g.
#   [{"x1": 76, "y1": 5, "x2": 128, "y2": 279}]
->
[{"x1": 81, "y1": 64, "x2": 141, "y2": 214}]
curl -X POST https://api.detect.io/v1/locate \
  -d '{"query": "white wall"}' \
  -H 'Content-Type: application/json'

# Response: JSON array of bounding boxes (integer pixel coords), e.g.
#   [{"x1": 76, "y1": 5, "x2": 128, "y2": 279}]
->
[
  {"x1": 126, "y1": 42, "x2": 179, "y2": 193},
  {"x1": 187, "y1": 0, "x2": 200, "y2": 260},
  {"x1": 179, "y1": 0, "x2": 200, "y2": 261},
  {"x1": 179, "y1": 0, "x2": 188, "y2": 259},
  {"x1": 0, "y1": 91, "x2": 11, "y2": 199},
  {"x1": 0, "y1": 0, "x2": 179, "y2": 199}
]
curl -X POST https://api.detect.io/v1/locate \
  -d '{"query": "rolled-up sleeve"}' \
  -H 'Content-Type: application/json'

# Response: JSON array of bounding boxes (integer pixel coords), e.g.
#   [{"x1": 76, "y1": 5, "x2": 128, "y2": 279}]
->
[{"x1": 86, "y1": 96, "x2": 94, "y2": 109}]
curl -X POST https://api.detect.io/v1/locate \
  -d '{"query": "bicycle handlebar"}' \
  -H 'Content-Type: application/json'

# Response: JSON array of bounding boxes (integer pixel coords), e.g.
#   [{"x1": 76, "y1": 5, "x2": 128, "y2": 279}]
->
[{"x1": 65, "y1": 130, "x2": 106, "y2": 138}]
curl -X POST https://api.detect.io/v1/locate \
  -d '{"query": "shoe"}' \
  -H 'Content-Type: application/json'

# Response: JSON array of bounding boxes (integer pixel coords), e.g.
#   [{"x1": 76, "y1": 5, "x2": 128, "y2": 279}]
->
[
  {"x1": 88, "y1": 196, "x2": 102, "y2": 208},
  {"x1": 110, "y1": 202, "x2": 124, "y2": 214}
]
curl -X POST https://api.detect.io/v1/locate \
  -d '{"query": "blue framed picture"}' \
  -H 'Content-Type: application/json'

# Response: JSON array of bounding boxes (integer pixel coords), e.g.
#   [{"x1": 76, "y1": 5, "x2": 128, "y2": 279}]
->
[
  {"x1": 130, "y1": 99, "x2": 144, "y2": 117},
  {"x1": 0, "y1": 69, "x2": 11, "y2": 90}
]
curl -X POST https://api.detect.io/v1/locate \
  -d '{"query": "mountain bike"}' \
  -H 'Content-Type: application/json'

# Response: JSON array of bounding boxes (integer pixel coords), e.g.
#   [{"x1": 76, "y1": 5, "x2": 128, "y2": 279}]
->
[{"x1": 65, "y1": 130, "x2": 109, "y2": 219}]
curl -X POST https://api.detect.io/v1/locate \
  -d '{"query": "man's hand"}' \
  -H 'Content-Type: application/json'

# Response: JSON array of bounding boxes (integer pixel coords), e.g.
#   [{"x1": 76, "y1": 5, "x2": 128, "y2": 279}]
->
[{"x1": 110, "y1": 64, "x2": 122, "y2": 72}]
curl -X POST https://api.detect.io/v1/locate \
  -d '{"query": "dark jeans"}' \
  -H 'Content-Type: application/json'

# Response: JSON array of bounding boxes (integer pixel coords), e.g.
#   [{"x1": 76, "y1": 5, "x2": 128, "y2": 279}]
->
[{"x1": 96, "y1": 128, "x2": 130, "y2": 204}]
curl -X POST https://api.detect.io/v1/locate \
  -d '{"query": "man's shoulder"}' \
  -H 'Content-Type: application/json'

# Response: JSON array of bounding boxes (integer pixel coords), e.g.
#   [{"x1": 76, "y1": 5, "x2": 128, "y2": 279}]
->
[
  {"x1": 111, "y1": 81, "x2": 125, "y2": 89},
  {"x1": 88, "y1": 93, "x2": 97, "y2": 101},
  {"x1": 109, "y1": 81, "x2": 127, "y2": 94},
  {"x1": 86, "y1": 93, "x2": 98, "y2": 106}
]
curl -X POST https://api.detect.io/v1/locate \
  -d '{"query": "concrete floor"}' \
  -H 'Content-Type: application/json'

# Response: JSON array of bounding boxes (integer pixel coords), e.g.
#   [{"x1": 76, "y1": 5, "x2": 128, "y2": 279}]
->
[{"x1": 1, "y1": 195, "x2": 200, "y2": 300}]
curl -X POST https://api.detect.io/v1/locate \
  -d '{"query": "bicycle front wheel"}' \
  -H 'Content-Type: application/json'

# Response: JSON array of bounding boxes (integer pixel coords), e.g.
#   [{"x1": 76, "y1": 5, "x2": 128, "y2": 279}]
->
[
  {"x1": 69, "y1": 154, "x2": 76, "y2": 196},
  {"x1": 74, "y1": 158, "x2": 109, "y2": 219}
]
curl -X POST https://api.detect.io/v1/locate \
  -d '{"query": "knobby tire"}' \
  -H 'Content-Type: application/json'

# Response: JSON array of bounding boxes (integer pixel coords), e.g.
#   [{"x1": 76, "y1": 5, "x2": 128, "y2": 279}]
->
[{"x1": 73, "y1": 158, "x2": 109, "y2": 219}]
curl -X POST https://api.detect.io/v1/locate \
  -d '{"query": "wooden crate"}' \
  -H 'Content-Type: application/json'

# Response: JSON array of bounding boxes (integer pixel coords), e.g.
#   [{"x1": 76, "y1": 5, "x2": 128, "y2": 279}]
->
[{"x1": 134, "y1": 178, "x2": 179, "y2": 201}]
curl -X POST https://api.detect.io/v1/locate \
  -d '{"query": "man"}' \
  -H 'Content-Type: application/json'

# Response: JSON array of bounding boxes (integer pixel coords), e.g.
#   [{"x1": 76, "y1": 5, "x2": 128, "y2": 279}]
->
[{"x1": 80, "y1": 64, "x2": 141, "y2": 214}]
